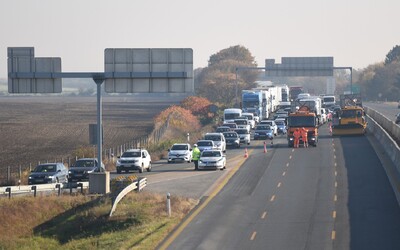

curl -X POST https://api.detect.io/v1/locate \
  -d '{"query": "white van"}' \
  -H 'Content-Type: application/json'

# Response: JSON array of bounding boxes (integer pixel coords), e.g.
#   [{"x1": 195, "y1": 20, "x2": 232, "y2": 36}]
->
[
  {"x1": 223, "y1": 108, "x2": 242, "y2": 123},
  {"x1": 204, "y1": 133, "x2": 226, "y2": 153}
]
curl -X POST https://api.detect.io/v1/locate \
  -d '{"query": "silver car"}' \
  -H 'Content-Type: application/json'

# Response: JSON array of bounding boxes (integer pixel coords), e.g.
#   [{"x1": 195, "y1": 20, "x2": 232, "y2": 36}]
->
[
  {"x1": 28, "y1": 163, "x2": 68, "y2": 185},
  {"x1": 234, "y1": 128, "x2": 251, "y2": 145}
]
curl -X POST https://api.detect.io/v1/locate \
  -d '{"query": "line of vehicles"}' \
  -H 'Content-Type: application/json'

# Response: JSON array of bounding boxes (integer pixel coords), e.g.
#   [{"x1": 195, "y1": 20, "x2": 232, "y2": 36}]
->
[{"x1": 26, "y1": 84, "x2": 372, "y2": 185}]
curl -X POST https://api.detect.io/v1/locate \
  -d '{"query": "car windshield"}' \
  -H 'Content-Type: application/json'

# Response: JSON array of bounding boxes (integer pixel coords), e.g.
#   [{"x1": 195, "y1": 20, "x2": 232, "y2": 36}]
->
[
  {"x1": 261, "y1": 121, "x2": 272, "y2": 126},
  {"x1": 216, "y1": 127, "x2": 229, "y2": 132},
  {"x1": 223, "y1": 123, "x2": 237, "y2": 128},
  {"x1": 171, "y1": 145, "x2": 188, "y2": 150},
  {"x1": 75, "y1": 160, "x2": 96, "y2": 167},
  {"x1": 122, "y1": 151, "x2": 141, "y2": 157},
  {"x1": 202, "y1": 151, "x2": 221, "y2": 157},
  {"x1": 205, "y1": 135, "x2": 221, "y2": 141},
  {"x1": 235, "y1": 129, "x2": 247, "y2": 134},
  {"x1": 223, "y1": 133, "x2": 237, "y2": 138},
  {"x1": 33, "y1": 165, "x2": 56, "y2": 172},
  {"x1": 235, "y1": 120, "x2": 247, "y2": 125},
  {"x1": 256, "y1": 125, "x2": 271, "y2": 130},
  {"x1": 275, "y1": 121, "x2": 285, "y2": 125},
  {"x1": 198, "y1": 141, "x2": 212, "y2": 146}
]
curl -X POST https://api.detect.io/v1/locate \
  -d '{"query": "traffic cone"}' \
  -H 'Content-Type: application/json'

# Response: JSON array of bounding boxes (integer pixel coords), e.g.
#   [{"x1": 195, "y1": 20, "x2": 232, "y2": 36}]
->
[
  {"x1": 244, "y1": 148, "x2": 248, "y2": 158},
  {"x1": 264, "y1": 141, "x2": 267, "y2": 153}
]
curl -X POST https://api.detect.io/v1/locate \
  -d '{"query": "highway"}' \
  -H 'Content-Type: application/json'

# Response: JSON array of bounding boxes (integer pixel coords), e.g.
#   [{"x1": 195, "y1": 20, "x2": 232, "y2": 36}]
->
[{"x1": 162, "y1": 123, "x2": 400, "y2": 250}]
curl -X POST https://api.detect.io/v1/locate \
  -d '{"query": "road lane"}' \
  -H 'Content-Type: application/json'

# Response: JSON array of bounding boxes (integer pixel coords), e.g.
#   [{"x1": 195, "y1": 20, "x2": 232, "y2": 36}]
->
[{"x1": 163, "y1": 124, "x2": 400, "y2": 250}]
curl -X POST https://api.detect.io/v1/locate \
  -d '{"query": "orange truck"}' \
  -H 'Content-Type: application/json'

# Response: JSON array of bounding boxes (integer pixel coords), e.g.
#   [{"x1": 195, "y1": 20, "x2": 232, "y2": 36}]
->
[{"x1": 287, "y1": 107, "x2": 318, "y2": 147}]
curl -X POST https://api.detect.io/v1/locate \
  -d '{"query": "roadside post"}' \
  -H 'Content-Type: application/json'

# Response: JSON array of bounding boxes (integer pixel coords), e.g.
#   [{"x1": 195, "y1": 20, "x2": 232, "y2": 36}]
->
[{"x1": 167, "y1": 192, "x2": 171, "y2": 217}]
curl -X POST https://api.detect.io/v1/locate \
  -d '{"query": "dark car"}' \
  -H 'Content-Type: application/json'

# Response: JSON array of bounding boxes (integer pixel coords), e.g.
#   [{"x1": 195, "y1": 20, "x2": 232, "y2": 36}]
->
[
  {"x1": 223, "y1": 131, "x2": 240, "y2": 148},
  {"x1": 254, "y1": 124, "x2": 274, "y2": 140},
  {"x1": 68, "y1": 158, "x2": 105, "y2": 182},
  {"x1": 28, "y1": 163, "x2": 68, "y2": 185},
  {"x1": 396, "y1": 113, "x2": 400, "y2": 124}
]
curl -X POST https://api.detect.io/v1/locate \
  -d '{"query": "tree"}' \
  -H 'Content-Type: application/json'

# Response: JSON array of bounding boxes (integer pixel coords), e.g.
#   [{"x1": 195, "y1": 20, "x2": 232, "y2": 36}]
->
[
  {"x1": 385, "y1": 45, "x2": 400, "y2": 65},
  {"x1": 195, "y1": 45, "x2": 259, "y2": 106}
]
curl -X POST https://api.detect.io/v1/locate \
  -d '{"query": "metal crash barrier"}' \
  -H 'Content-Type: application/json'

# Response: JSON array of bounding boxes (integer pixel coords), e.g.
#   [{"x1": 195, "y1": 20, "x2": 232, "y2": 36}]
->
[{"x1": 0, "y1": 182, "x2": 89, "y2": 198}]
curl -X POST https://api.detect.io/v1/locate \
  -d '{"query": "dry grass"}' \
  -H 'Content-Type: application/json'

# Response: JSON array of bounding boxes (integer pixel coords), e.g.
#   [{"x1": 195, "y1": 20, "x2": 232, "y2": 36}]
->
[{"x1": 0, "y1": 192, "x2": 197, "y2": 249}]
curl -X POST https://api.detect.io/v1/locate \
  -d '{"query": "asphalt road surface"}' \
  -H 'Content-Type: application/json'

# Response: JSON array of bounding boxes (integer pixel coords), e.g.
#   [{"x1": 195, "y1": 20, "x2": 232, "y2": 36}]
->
[{"x1": 163, "y1": 123, "x2": 400, "y2": 250}]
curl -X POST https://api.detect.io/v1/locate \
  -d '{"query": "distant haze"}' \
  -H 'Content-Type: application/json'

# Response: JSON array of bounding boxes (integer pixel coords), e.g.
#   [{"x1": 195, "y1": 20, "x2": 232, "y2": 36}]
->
[{"x1": 1, "y1": 0, "x2": 399, "y2": 77}]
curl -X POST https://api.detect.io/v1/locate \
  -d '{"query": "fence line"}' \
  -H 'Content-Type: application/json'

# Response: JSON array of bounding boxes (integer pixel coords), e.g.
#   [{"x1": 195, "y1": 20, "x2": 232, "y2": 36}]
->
[{"x1": 0, "y1": 117, "x2": 170, "y2": 186}]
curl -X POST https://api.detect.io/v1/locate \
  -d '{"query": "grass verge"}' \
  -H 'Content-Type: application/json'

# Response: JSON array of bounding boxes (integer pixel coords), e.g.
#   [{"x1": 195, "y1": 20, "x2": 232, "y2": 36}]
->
[{"x1": 0, "y1": 192, "x2": 197, "y2": 249}]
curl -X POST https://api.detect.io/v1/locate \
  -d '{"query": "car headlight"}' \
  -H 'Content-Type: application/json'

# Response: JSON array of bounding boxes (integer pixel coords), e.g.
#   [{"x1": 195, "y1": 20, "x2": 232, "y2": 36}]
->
[
  {"x1": 289, "y1": 138, "x2": 294, "y2": 141},
  {"x1": 116, "y1": 160, "x2": 121, "y2": 164},
  {"x1": 28, "y1": 176, "x2": 33, "y2": 179},
  {"x1": 217, "y1": 158, "x2": 224, "y2": 162},
  {"x1": 254, "y1": 133, "x2": 259, "y2": 135},
  {"x1": 199, "y1": 160, "x2": 204, "y2": 163},
  {"x1": 46, "y1": 176, "x2": 54, "y2": 179},
  {"x1": 68, "y1": 170, "x2": 72, "y2": 174}
]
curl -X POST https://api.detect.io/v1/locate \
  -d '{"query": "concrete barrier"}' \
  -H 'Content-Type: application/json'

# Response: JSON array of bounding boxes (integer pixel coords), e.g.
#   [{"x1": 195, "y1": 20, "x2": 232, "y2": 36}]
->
[{"x1": 365, "y1": 109, "x2": 400, "y2": 203}]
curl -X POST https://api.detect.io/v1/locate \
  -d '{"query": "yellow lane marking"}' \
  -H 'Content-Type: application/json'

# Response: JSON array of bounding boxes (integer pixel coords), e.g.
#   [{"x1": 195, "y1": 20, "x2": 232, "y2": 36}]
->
[
  {"x1": 250, "y1": 231, "x2": 257, "y2": 241},
  {"x1": 282, "y1": 171, "x2": 286, "y2": 176},
  {"x1": 158, "y1": 148, "x2": 252, "y2": 249},
  {"x1": 334, "y1": 195, "x2": 337, "y2": 202},
  {"x1": 261, "y1": 211, "x2": 267, "y2": 219},
  {"x1": 277, "y1": 182, "x2": 282, "y2": 188},
  {"x1": 270, "y1": 195, "x2": 276, "y2": 202},
  {"x1": 331, "y1": 230, "x2": 336, "y2": 240},
  {"x1": 332, "y1": 211, "x2": 336, "y2": 218}
]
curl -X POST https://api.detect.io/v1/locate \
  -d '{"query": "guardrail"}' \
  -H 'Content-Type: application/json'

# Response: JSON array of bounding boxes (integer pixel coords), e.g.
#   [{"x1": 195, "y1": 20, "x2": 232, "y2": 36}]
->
[
  {"x1": 0, "y1": 182, "x2": 89, "y2": 198},
  {"x1": 109, "y1": 177, "x2": 147, "y2": 217}
]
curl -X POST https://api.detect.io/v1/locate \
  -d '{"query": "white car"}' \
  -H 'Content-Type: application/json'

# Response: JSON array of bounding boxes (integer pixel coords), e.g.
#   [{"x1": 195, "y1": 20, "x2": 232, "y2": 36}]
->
[
  {"x1": 197, "y1": 140, "x2": 215, "y2": 152},
  {"x1": 198, "y1": 150, "x2": 226, "y2": 170},
  {"x1": 167, "y1": 143, "x2": 192, "y2": 163},
  {"x1": 242, "y1": 112, "x2": 256, "y2": 129},
  {"x1": 234, "y1": 119, "x2": 251, "y2": 133},
  {"x1": 116, "y1": 149, "x2": 152, "y2": 173},
  {"x1": 204, "y1": 133, "x2": 226, "y2": 152},
  {"x1": 260, "y1": 120, "x2": 278, "y2": 136},
  {"x1": 234, "y1": 128, "x2": 251, "y2": 145}
]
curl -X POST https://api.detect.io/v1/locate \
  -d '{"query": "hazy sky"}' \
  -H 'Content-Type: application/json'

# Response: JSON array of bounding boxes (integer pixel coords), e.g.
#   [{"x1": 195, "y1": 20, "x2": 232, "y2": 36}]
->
[{"x1": 1, "y1": 0, "x2": 399, "y2": 77}]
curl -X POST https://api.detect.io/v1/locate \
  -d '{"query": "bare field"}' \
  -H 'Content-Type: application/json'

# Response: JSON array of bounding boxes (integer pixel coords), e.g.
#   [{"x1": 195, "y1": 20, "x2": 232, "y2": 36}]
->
[{"x1": 0, "y1": 95, "x2": 180, "y2": 174}]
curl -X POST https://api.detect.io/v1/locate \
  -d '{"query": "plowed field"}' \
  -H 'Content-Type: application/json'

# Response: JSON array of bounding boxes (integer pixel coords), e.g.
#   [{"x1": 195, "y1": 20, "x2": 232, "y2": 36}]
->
[{"x1": 0, "y1": 95, "x2": 180, "y2": 179}]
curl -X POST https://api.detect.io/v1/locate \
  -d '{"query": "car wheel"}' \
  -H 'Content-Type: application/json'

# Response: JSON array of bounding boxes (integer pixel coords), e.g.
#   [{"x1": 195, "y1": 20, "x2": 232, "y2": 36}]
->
[
  {"x1": 139, "y1": 164, "x2": 144, "y2": 173},
  {"x1": 146, "y1": 162, "x2": 152, "y2": 172}
]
